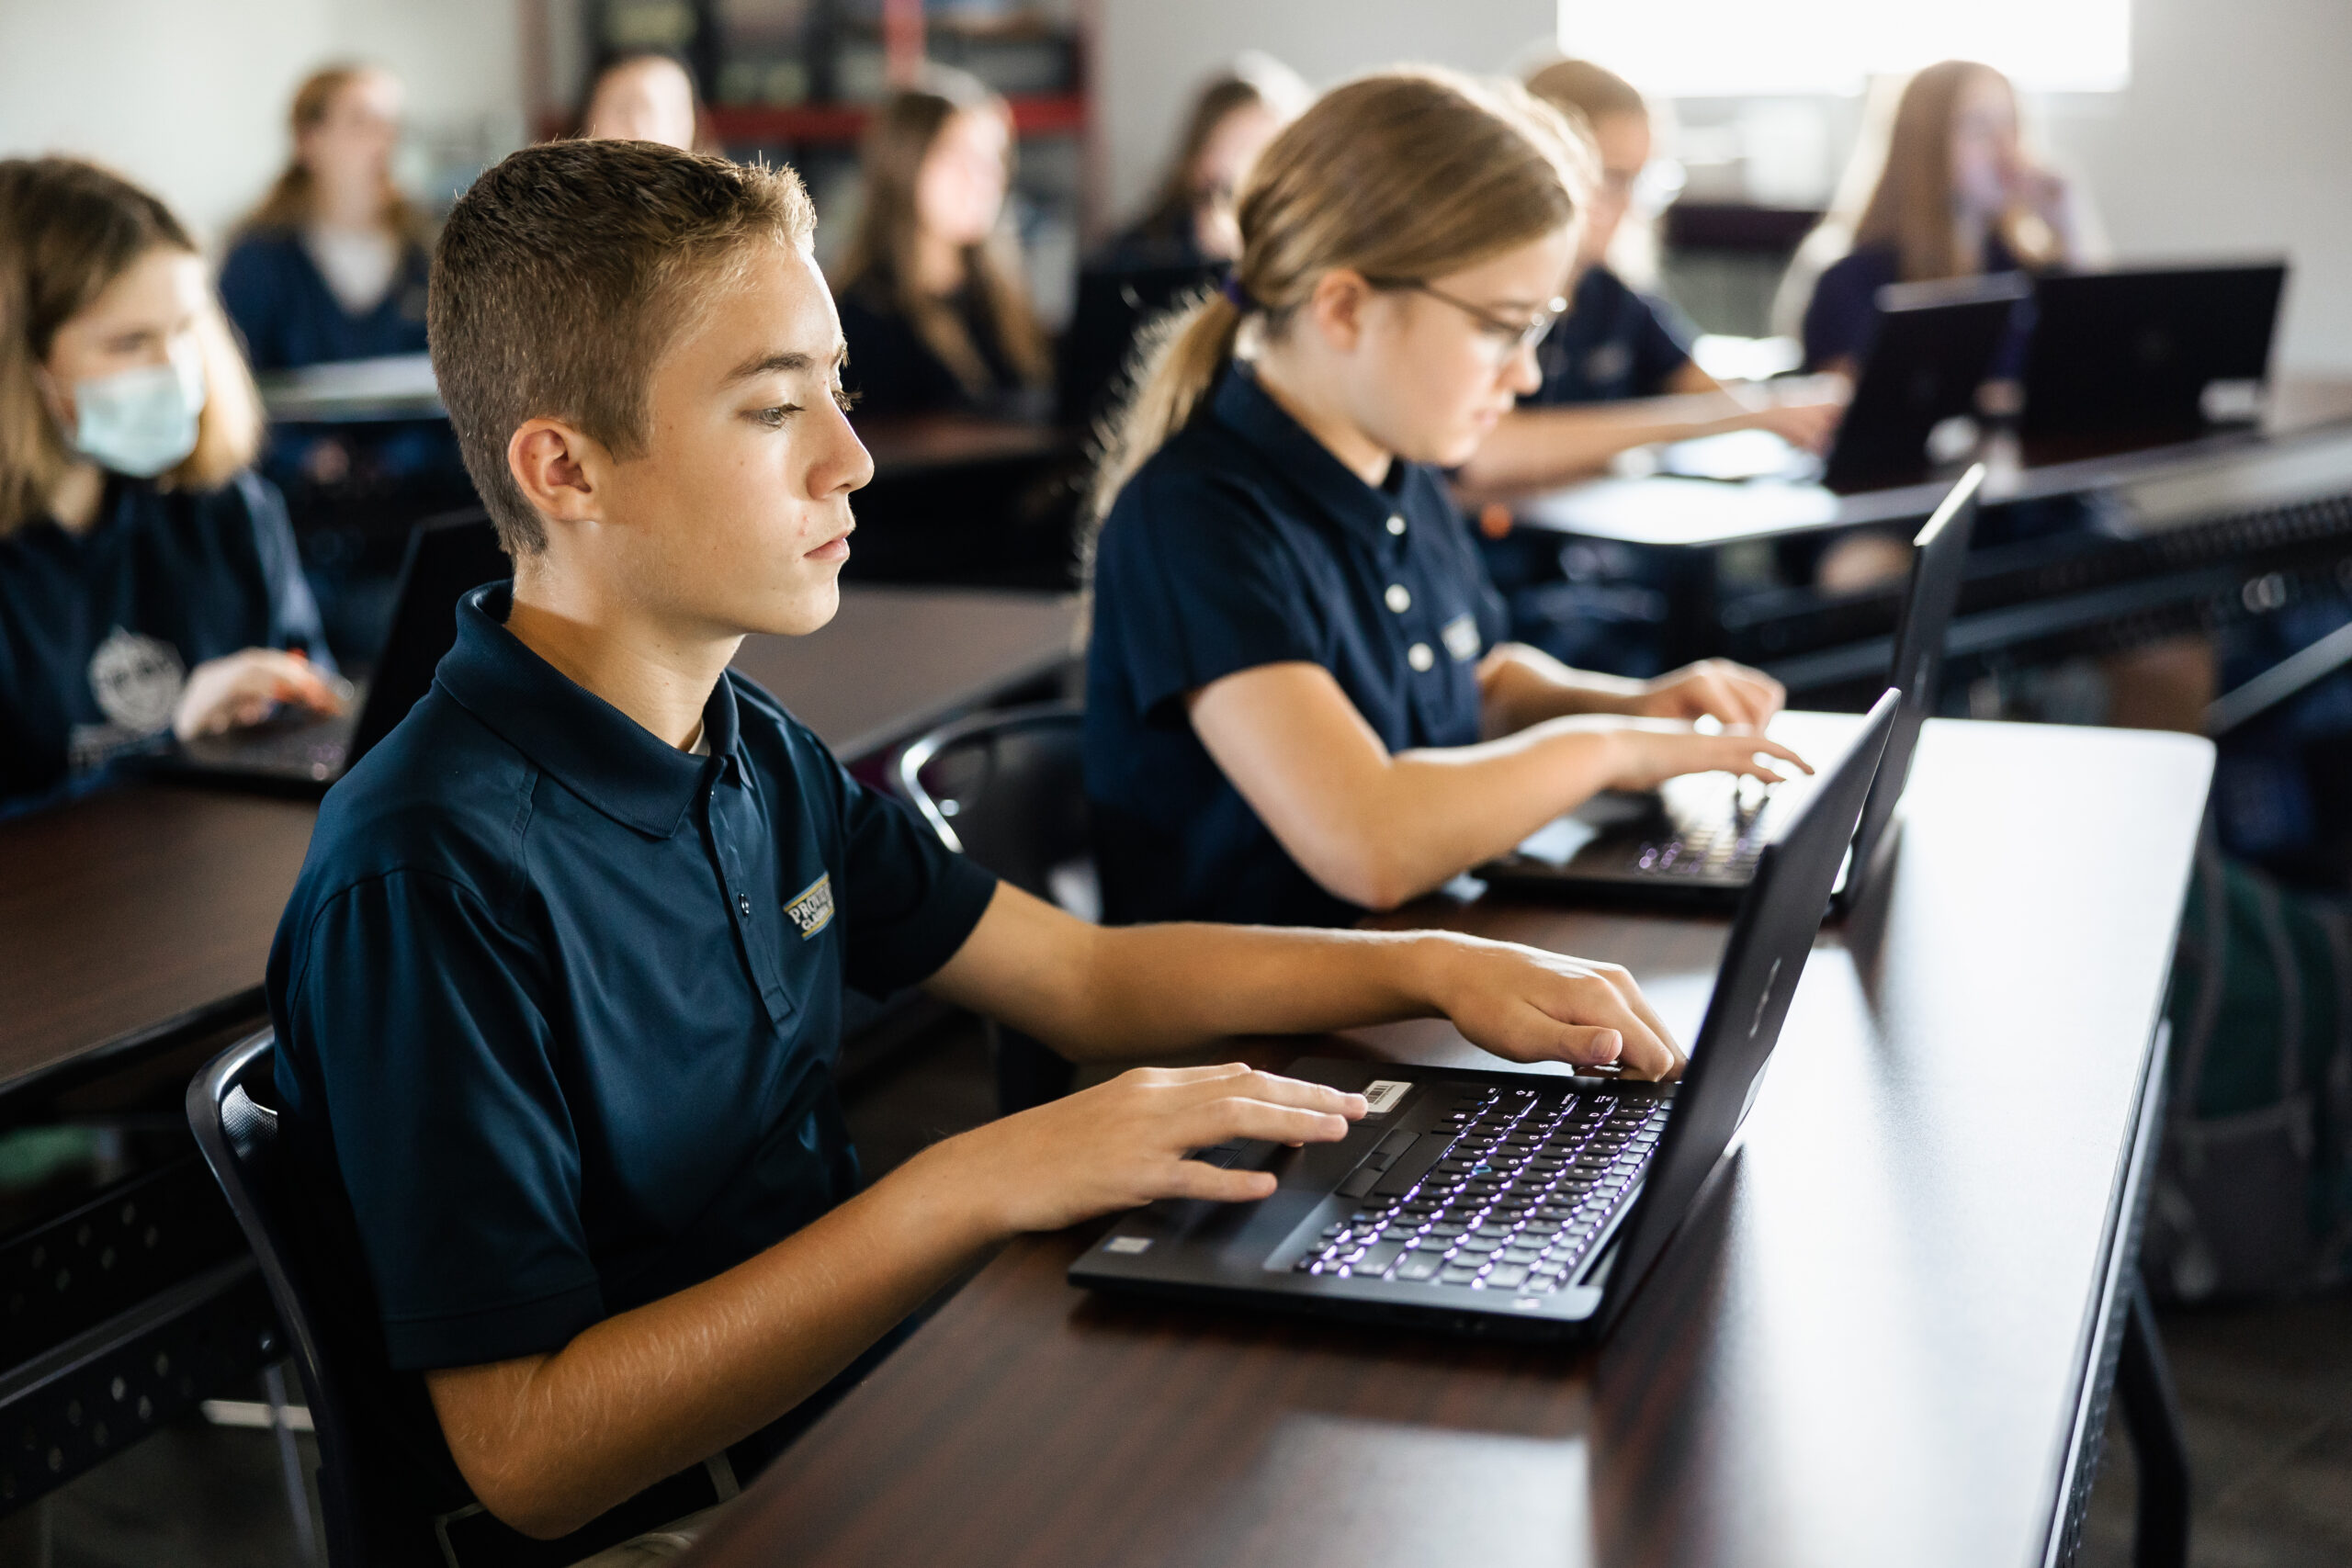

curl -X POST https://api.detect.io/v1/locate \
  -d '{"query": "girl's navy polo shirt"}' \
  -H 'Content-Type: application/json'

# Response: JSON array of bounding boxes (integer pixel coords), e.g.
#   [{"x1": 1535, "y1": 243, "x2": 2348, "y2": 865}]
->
[
  {"x1": 0, "y1": 470, "x2": 326, "y2": 807},
  {"x1": 266, "y1": 584, "x2": 997, "y2": 1519},
  {"x1": 1802, "y1": 235, "x2": 2028, "y2": 373},
  {"x1": 217, "y1": 230, "x2": 431, "y2": 370},
  {"x1": 1085, "y1": 367, "x2": 1507, "y2": 929},
  {"x1": 1530, "y1": 264, "x2": 1697, "y2": 405}
]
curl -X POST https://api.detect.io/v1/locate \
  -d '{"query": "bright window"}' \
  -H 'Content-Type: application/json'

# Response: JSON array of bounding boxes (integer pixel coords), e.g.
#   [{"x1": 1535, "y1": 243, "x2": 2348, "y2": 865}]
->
[{"x1": 1557, "y1": 0, "x2": 2132, "y2": 96}]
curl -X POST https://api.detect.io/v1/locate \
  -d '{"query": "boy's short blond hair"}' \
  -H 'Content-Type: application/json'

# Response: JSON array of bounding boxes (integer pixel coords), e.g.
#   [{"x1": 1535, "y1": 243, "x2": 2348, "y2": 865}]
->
[{"x1": 428, "y1": 141, "x2": 816, "y2": 555}]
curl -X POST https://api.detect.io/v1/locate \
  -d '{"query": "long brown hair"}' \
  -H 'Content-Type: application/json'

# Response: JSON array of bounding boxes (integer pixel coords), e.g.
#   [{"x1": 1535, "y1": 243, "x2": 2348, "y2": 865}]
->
[
  {"x1": 239, "y1": 65, "x2": 431, "y2": 244},
  {"x1": 831, "y1": 71, "x2": 1049, "y2": 396},
  {"x1": 0, "y1": 159, "x2": 263, "y2": 536},
  {"x1": 1849, "y1": 60, "x2": 2061, "y2": 282},
  {"x1": 1089, "y1": 69, "x2": 1586, "y2": 525},
  {"x1": 1128, "y1": 57, "x2": 1310, "y2": 247}
]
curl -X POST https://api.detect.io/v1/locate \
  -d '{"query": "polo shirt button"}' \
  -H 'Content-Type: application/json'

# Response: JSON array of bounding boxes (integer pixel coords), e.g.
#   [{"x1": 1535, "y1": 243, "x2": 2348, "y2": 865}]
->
[
  {"x1": 1408, "y1": 642, "x2": 1435, "y2": 671},
  {"x1": 1385, "y1": 583, "x2": 1412, "y2": 614},
  {"x1": 737, "y1": 893, "x2": 752, "y2": 917},
  {"x1": 1386, "y1": 514, "x2": 1407, "y2": 536}
]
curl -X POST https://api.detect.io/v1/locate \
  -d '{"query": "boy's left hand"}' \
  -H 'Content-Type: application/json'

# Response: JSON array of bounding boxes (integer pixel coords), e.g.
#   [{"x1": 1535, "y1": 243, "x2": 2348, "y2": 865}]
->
[
  {"x1": 1418, "y1": 934, "x2": 1686, "y2": 1081},
  {"x1": 1632, "y1": 658, "x2": 1785, "y2": 732}
]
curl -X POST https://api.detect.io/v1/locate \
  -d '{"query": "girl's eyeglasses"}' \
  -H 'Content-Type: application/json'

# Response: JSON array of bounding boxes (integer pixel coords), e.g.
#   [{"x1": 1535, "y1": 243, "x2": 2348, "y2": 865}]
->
[{"x1": 1364, "y1": 276, "x2": 1568, "y2": 357}]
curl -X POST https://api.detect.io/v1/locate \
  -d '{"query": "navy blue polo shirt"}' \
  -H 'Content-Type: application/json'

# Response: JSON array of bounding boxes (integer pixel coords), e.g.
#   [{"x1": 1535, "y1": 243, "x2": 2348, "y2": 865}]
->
[
  {"x1": 218, "y1": 230, "x2": 431, "y2": 371},
  {"x1": 266, "y1": 583, "x2": 996, "y2": 1513},
  {"x1": 837, "y1": 274, "x2": 1025, "y2": 419},
  {"x1": 0, "y1": 470, "x2": 325, "y2": 808},
  {"x1": 1530, "y1": 265, "x2": 1696, "y2": 406},
  {"x1": 1085, "y1": 367, "x2": 1507, "y2": 929}
]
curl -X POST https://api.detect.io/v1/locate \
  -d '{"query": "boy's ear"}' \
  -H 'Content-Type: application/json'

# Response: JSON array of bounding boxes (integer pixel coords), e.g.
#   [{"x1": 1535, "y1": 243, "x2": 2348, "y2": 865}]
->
[{"x1": 507, "y1": 418, "x2": 605, "y2": 525}]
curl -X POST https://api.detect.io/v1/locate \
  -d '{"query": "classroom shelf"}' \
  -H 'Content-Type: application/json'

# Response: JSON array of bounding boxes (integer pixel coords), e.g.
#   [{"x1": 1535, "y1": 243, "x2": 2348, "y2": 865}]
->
[{"x1": 707, "y1": 90, "x2": 1086, "y2": 146}]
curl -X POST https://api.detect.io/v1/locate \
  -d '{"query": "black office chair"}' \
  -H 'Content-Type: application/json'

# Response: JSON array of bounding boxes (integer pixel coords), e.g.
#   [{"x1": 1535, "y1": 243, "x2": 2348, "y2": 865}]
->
[
  {"x1": 187, "y1": 1030, "x2": 382, "y2": 1568},
  {"x1": 895, "y1": 700, "x2": 1092, "y2": 1113}
]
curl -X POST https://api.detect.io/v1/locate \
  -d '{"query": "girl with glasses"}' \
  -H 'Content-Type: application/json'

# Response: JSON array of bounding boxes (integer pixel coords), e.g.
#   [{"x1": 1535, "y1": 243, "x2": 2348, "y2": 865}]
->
[{"x1": 1082, "y1": 69, "x2": 1807, "y2": 930}]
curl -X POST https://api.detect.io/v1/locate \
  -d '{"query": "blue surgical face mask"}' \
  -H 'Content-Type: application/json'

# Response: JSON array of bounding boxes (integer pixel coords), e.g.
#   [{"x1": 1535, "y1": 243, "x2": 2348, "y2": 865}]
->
[{"x1": 71, "y1": 343, "x2": 207, "y2": 479}]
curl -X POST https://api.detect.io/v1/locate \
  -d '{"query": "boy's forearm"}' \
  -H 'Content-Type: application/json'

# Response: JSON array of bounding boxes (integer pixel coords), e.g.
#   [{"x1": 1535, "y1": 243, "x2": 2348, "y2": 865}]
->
[
  {"x1": 1061, "y1": 923, "x2": 1456, "y2": 1058},
  {"x1": 427, "y1": 1146, "x2": 998, "y2": 1539}
]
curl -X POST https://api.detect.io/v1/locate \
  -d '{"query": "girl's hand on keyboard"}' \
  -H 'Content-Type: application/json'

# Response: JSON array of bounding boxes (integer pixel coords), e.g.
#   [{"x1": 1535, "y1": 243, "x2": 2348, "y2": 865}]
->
[
  {"x1": 1418, "y1": 935, "x2": 1686, "y2": 1081},
  {"x1": 935, "y1": 1064, "x2": 1365, "y2": 1235},
  {"x1": 1632, "y1": 658, "x2": 1786, "y2": 730},
  {"x1": 1600, "y1": 722, "x2": 1813, "y2": 794}
]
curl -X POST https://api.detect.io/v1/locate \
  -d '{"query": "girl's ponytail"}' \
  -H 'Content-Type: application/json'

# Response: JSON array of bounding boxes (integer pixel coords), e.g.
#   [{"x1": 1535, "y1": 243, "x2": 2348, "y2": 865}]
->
[
  {"x1": 1083, "y1": 67, "x2": 1589, "y2": 539},
  {"x1": 1086, "y1": 288, "x2": 1242, "y2": 526}
]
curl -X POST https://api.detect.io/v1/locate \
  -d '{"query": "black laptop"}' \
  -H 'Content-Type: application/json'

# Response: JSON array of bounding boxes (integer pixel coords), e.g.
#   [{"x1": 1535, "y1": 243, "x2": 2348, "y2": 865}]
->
[
  {"x1": 1818, "y1": 275, "x2": 2024, "y2": 493},
  {"x1": 2021, "y1": 261, "x2": 2287, "y2": 457},
  {"x1": 1482, "y1": 464, "x2": 1982, "y2": 910},
  {"x1": 162, "y1": 512, "x2": 505, "y2": 791},
  {"x1": 1070, "y1": 687, "x2": 1900, "y2": 1340}
]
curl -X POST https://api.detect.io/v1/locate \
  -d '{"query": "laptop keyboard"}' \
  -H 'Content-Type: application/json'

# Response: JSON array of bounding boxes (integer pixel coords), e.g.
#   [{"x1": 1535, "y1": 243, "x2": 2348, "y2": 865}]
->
[{"x1": 1288, "y1": 1085, "x2": 1668, "y2": 1292}]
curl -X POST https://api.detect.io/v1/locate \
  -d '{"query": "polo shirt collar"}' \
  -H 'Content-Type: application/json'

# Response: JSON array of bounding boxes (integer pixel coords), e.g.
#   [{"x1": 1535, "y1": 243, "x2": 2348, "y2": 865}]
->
[
  {"x1": 435, "y1": 583, "x2": 741, "y2": 839},
  {"x1": 1209, "y1": 366, "x2": 1408, "y2": 544}
]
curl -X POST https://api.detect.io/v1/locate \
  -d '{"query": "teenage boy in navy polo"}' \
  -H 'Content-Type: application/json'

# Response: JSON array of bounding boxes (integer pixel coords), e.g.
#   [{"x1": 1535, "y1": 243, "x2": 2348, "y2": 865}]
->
[{"x1": 266, "y1": 140, "x2": 1684, "y2": 1560}]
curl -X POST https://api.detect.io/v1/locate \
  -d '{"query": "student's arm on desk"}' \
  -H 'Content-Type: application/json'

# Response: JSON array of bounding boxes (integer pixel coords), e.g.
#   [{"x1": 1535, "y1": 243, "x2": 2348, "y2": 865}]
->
[
  {"x1": 426, "y1": 1045, "x2": 1368, "y2": 1538},
  {"x1": 1452, "y1": 364, "x2": 1844, "y2": 502},
  {"x1": 1183, "y1": 661, "x2": 1806, "y2": 913},
  {"x1": 425, "y1": 886, "x2": 1689, "y2": 1540}
]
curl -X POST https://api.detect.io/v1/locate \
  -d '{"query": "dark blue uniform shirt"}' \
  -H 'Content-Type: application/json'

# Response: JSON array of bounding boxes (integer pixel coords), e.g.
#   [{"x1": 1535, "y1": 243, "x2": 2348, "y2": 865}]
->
[
  {"x1": 217, "y1": 230, "x2": 431, "y2": 370},
  {"x1": 0, "y1": 470, "x2": 325, "y2": 808},
  {"x1": 1085, "y1": 367, "x2": 1507, "y2": 929},
  {"x1": 837, "y1": 274, "x2": 1027, "y2": 419},
  {"x1": 1530, "y1": 265, "x2": 1696, "y2": 406},
  {"x1": 1802, "y1": 235, "x2": 2026, "y2": 372},
  {"x1": 266, "y1": 583, "x2": 996, "y2": 1520}
]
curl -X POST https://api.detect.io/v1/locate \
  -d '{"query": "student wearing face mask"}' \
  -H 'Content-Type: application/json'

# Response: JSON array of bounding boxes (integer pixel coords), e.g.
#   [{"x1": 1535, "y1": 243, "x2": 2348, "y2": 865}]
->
[
  {"x1": 1083, "y1": 71, "x2": 1806, "y2": 929},
  {"x1": 0, "y1": 159, "x2": 340, "y2": 810},
  {"x1": 831, "y1": 68, "x2": 1051, "y2": 420}
]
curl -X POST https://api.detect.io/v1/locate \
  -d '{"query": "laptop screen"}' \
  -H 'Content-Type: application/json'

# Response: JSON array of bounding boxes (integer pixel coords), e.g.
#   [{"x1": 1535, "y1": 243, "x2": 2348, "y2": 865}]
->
[
  {"x1": 1594, "y1": 689, "x2": 1900, "y2": 1323},
  {"x1": 345, "y1": 513, "x2": 510, "y2": 769}
]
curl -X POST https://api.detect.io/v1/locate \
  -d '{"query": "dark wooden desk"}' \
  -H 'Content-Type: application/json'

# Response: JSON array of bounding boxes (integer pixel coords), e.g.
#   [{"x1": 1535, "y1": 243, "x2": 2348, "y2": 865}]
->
[
  {"x1": 683, "y1": 717, "x2": 2212, "y2": 1568},
  {"x1": 0, "y1": 588, "x2": 1080, "y2": 1109}
]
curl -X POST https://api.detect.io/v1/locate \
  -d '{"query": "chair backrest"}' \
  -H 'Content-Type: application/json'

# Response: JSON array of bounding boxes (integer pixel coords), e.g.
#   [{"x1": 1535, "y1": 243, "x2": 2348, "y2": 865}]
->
[
  {"x1": 894, "y1": 701, "x2": 1095, "y2": 919},
  {"x1": 187, "y1": 1031, "x2": 372, "y2": 1568}
]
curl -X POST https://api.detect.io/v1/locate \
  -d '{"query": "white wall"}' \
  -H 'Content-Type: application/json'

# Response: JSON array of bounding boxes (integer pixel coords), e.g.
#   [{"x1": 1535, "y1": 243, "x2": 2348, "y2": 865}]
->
[
  {"x1": 1095, "y1": 0, "x2": 1557, "y2": 238},
  {"x1": 0, "y1": 0, "x2": 524, "y2": 251},
  {"x1": 2041, "y1": 0, "x2": 2352, "y2": 373}
]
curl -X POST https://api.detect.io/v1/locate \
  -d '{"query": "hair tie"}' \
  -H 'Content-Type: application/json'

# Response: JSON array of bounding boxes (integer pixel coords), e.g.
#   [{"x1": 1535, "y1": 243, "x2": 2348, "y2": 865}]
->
[{"x1": 1220, "y1": 272, "x2": 1254, "y2": 312}]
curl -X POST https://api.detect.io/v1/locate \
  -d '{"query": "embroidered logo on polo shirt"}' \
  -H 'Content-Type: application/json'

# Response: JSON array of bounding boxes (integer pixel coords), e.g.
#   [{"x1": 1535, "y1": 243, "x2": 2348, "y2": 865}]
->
[
  {"x1": 1441, "y1": 612, "x2": 1482, "y2": 664},
  {"x1": 783, "y1": 874, "x2": 834, "y2": 939}
]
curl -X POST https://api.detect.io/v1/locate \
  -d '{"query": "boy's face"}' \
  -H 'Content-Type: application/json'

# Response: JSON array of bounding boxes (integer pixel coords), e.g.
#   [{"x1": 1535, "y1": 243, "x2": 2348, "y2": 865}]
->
[{"x1": 595, "y1": 239, "x2": 873, "y2": 640}]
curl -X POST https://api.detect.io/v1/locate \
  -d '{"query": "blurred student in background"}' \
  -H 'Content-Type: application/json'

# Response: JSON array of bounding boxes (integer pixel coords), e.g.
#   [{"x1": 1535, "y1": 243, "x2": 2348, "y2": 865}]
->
[
  {"x1": 1450, "y1": 57, "x2": 1841, "y2": 500},
  {"x1": 0, "y1": 159, "x2": 338, "y2": 810},
  {"x1": 220, "y1": 65, "x2": 429, "y2": 379},
  {"x1": 1101, "y1": 55, "x2": 1310, "y2": 270},
  {"x1": 577, "y1": 49, "x2": 703, "y2": 151},
  {"x1": 218, "y1": 64, "x2": 451, "y2": 496},
  {"x1": 1787, "y1": 59, "x2": 2097, "y2": 378},
  {"x1": 1084, "y1": 71, "x2": 1803, "y2": 931},
  {"x1": 832, "y1": 69, "x2": 1050, "y2": 420}
]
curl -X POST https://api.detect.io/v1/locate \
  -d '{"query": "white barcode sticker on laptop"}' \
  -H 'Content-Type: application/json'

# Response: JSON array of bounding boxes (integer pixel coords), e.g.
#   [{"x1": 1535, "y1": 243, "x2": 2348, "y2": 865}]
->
[{"x1": 1361, "y1": 1080, "x2": 1411, "y2": 1115}]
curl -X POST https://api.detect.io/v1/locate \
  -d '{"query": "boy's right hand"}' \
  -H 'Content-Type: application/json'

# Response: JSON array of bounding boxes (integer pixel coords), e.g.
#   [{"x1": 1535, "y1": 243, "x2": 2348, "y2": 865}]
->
[
  {"x1": 933, "y1": 1064, "x2": 1366, "y2": 1236},
  {"x1": 1599, "y1": 718, "x2": 1812, "y2": 794}
]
